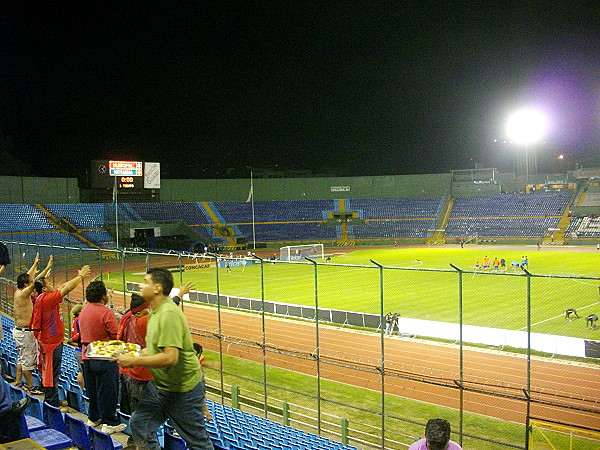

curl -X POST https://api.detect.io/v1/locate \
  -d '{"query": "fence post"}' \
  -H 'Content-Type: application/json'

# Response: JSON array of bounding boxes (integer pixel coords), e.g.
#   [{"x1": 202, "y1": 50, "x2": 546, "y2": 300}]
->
[
  {"x1": 214, "y1": 254, "x2": 225, "y2": 404},
  {"x1": 305, "y1": 257, "x2": 321, "y2": 435},
  {"x1": 254, "y1": 255, "x2": 268, "y2": 418},
  {"x1": 524, "y1": 268, "x2": 532, "y2": 450},
  {"x1": 450, "y1": 263, "x2": 464, "y2": 447},
  {"x1": 231, "y1": 385, "x2": 239, "y2": 409},
  {"x1": 282, "y1": 401, "x2": 289, "y2": 426},
  {"x1": 341, "y1": 418, "x2": 348, "y2": 446},
  {"x1": 370, "y1": 259, "x2": 385, "y2": 450},
  {"x1": 121, "y1": 248, "x2": 127, "y2": 309}
]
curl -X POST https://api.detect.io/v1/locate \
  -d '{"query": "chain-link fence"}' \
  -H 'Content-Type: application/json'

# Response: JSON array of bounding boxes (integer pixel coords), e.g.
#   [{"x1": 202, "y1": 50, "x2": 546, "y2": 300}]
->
[{"x1": 1, "y1": 241, "x2": 599, "y2": 449}]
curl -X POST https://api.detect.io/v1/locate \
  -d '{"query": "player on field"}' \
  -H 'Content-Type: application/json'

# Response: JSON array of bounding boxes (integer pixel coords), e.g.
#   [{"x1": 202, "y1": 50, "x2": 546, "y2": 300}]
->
[
  {"x1": 586, "y1": 314, "x2": 598, "y2": 330},
  {"x1": 493, "y1": 258, "x2": 499, "y2": 271},
  {"x1": 564, "y1": 308, "x2": 579, "y2": 321}
]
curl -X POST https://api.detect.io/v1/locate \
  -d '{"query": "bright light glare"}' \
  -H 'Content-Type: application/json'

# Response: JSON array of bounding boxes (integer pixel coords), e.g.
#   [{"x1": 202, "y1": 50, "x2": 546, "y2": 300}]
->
[{"x1": 506, "y1": 109, "x2": 547, "y2": 145}]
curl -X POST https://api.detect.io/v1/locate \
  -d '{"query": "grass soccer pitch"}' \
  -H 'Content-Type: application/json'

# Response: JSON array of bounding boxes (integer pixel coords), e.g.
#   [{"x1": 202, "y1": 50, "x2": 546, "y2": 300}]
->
[{"x1": 110, "y1": 247, "x2": 600, "y2": 340}]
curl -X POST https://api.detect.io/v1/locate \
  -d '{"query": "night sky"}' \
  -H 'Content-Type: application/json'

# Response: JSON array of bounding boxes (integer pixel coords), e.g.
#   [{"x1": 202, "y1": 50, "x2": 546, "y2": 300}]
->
[{"x1": 1, "y1": 2, "x2": 598, "y2": 180}]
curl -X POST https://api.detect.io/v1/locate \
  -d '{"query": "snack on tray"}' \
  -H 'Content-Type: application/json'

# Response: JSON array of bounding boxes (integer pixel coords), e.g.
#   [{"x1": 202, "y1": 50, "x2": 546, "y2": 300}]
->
[{"x1": 87, "y1": 340, "x2": 141, "y2": 358}]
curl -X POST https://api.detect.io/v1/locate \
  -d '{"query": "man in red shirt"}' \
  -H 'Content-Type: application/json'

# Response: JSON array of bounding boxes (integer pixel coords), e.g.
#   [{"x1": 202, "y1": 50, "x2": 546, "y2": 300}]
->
[
  {"x1": 31, "y1": 265, "x2": 90, "y2": 408},
  {"x1": 78, "y1": 281, "x2": 126, "y2": 435},
  {"x1": 117, "y1": 294, "x2": 152, "y2": 416}
]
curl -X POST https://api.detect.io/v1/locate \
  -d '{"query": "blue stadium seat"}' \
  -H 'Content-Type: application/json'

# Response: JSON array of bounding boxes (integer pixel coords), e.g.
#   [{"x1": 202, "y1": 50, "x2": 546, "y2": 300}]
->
[
  {"x1": 18, "y1": 414, "x2": 73, "y2": 450},
  {"x1": 164, "y1": 431, "x2": 188, "y2": 450},
  {"x1": 88, "y1": 425, "x2": 124, "y2": 450},
  {"x1": 65, "y1": 414, "x2": 92, "y2": 450}
]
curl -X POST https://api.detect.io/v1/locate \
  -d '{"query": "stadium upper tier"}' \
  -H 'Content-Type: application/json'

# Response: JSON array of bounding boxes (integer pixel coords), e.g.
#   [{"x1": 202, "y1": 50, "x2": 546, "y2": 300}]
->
[
  {"x1": 0, "y1": 192, "x2": 587, "y2": 246},
  {"x1": 0, "y1": 204, "x2": 55, "y2": 231},
  {"x1": 350, "y1": 197, "x2": 443, "y2": 219}
]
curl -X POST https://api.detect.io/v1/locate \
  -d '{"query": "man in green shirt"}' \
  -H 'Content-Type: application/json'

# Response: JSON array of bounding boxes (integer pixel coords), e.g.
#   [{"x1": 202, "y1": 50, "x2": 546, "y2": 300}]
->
[{"x1": 116, "y1": 268, "x2": 213, "y2": 450}]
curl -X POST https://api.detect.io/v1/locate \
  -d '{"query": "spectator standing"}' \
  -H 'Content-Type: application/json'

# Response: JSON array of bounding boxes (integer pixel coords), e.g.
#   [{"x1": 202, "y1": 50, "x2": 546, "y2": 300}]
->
[
  {"x1": 392, "y1": 313, "x2": 400, "y2": 335},
  {"x1": 116, "y1": 268, "x2": 213, "y2": 450},
  {"x1": 384, "y1": 312, "x2": 393, "y2": 336},
  {"x1": 31, "y1": 265, "x2": 90, "y2": 409},
  {"x1": 408, "y1": 418, "x2": 462, "y2": 450},
  {"x1": 67, "y1": 303, "x2": 85, "y2": 388},
  {"x1": 117, "y1": 294, "x2": 152, "y2": 415},
  {"x1": 13, "y1": 253, "x2": 52, "y2": 394},
  {"x1": 78, "y1": 281, "x2": 126, "y2": 434}
]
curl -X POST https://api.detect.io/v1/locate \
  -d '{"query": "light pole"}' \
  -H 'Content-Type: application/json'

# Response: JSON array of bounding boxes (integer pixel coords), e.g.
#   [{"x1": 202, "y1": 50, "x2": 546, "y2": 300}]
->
[{"x1": 506, "y1": 108, "x2": 546, "y2": 184}]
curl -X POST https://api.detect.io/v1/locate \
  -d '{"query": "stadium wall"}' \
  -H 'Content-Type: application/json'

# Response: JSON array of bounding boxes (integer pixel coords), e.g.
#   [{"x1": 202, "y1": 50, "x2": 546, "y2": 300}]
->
[
  {"x1": 161, "y1": 173, "x2": 452, "y2": 202},
  {"x1": 0, "y1": 176, "x2": 79, "y2": 204}
]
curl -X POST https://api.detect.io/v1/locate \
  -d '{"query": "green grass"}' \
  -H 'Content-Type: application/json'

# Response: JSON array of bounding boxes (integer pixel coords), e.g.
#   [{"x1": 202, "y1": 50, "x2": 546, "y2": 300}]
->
[{"x1": 105, "y1": 247, "x2": 600, "y2": 339}]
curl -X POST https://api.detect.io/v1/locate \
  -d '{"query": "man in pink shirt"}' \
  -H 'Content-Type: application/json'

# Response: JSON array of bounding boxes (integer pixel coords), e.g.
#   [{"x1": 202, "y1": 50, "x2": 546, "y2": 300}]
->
[
  {"x1": 78, "y1": 281, "x2": 126, "y2": 435},
  {"x1": 408, "y1": 419, "x2": 462, "y2": 450}
]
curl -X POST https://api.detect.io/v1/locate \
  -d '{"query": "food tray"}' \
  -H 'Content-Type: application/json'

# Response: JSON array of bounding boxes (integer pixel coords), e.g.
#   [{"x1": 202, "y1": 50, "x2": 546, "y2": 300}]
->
[{"x1": 86, "y1": 340, "x2": 141, "y2": 360}]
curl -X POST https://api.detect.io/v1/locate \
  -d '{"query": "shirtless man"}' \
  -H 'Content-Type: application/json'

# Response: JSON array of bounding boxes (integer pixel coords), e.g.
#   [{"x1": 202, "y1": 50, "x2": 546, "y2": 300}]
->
[{"x1": 13, "y1": 254, "x2": 53, "y2": 393}]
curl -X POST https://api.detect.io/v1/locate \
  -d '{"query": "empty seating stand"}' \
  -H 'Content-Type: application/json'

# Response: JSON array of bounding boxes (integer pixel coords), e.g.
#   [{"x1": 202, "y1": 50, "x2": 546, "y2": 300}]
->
[
  {"x1": 206, "y1": 400, "x2": 357, "y2": 450},
  {"x1": 445, "y1": 192, "x2": 571, "y2": 238}
]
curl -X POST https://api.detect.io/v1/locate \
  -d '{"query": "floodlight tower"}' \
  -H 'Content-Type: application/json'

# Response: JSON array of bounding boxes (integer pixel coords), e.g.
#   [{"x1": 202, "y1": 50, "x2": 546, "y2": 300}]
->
[{"x1": 506, "y1": 109, "x2": 546, "y2": 183}]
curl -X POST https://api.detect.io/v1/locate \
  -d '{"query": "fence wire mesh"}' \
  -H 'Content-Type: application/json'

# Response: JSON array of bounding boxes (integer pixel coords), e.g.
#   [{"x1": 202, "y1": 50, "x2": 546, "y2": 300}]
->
[{"x1": 0, "y1": 241, "x2": 599, "y2": 449}]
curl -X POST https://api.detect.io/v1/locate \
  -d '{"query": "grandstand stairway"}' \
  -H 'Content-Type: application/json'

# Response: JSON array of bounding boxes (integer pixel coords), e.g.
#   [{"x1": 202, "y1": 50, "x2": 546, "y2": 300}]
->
[
  {"x1": 200, "y1": 201, "x2": 239, "y2": 245},
  {"x1": 545, "y1": 190, "x2": 578, "y2": 245},
  {"x1": 34, "y1": 204, "x2": 98, "y2": 248},
  {"x1": 427, "y1": 197, "x2": 453, "y2": 244}
]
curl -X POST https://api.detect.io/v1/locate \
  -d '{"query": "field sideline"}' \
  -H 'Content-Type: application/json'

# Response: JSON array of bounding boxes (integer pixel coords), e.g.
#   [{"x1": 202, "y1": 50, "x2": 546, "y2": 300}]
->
[{"x1": 105, "y1": 246, "x2": 600, "y2": 340}]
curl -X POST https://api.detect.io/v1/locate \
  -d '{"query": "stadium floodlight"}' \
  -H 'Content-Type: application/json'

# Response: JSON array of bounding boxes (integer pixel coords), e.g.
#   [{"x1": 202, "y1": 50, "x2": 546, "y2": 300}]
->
[
  {"x1": 506, "y1": 108, "x2": 547, "y2": 145},
  {"x1": 506, "y1": 108, "x2": 547, "y2": 183}
]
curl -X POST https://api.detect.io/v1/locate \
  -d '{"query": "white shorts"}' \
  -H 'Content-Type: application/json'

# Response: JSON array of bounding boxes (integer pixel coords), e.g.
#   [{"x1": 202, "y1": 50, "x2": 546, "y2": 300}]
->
[{"x1": 12, "y1": 328, "x2": 38, "y2": 371}]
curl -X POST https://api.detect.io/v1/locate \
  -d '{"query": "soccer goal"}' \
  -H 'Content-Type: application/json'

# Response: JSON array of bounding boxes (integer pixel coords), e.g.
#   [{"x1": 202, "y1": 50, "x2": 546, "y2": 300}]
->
[
  {"x1": 280, "y1": 244, "x2": 325, "y2": 261},
  {"x1": 464, "y1": 233, "x2": 479, "y2": 245}
]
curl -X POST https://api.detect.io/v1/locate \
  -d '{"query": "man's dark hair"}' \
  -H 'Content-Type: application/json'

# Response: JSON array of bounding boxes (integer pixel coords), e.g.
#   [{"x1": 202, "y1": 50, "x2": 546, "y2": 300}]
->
[
  {"x1": 425, "y1": 418, "x2": 451, "y2": 450},
  {"x1": 147, "y1": 268, "x2": 174, "y2": 296},
  {"x1": 193, "y1": 343, "x2": 203, "y2": 355},
  {"x1": 34, "y1": 278, "x2": 46, "y2": 294},
  {"x1": 86, "y1": 280, "x2": 107, "y2": 303},
  {"x1": 17, "y1": 273, "x2": 30, "y2": 289},
  {"x1": 129, "y1": 293, "x2": 147, "y2": 311}
]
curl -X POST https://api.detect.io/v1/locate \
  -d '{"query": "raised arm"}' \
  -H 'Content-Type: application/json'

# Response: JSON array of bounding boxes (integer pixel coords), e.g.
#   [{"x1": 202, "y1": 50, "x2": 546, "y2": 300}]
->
[
  {"x1": 35, "y1": 255, "x2": 53, "y2": 281},
  {"x1": 27, "y1": 253, "x2": 40, "y2": 279},
  {"x1": 59, "y1": 265, "x2": 91, "y2": 298},
  {"x1": 172, "y1": 281, "x2": 195, "y2": 305}
]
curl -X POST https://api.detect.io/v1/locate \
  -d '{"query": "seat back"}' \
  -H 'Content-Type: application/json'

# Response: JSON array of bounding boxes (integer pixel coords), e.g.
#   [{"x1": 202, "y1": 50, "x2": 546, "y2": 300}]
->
[
  {"x1": 18, "y1": 414, "x2": 31, "y2": 439},
  {"x1": 8, "y1": 383, "x2": 25, "y2": 401},
  {"x1": 25, "y1": 394, "x2": 44, "y2": 421},
  {"x1": 43, "y1": 402, "x2": 68, "y2": 435},
  {"x1": 65, "y1": 414, "x2": 91, "y2": 450},
  {"x1": 164, "y1": 431, "x2": 188, "y2": 450},
  {"x1": 89, "y1": 426, "x2": 123, "y2": 450}
]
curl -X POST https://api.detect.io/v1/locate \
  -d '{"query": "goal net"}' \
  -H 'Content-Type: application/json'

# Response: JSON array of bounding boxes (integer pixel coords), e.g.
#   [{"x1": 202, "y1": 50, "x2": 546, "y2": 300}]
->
[{"x1": 280, "y1": 244, "x2": 325, "y2": 261}]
